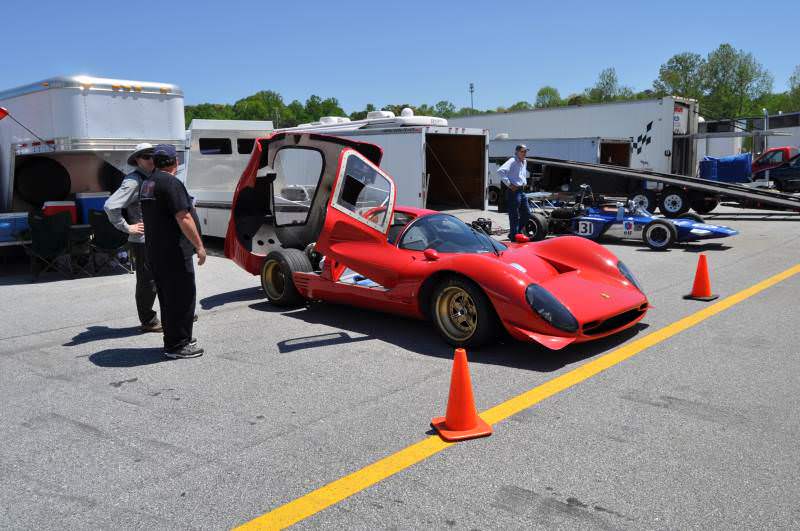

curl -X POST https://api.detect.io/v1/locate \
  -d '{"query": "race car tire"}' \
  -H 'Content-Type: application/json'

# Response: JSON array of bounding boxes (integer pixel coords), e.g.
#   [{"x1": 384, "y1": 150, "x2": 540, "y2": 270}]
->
[
  {"x1": 261, "y1": 249, "x2": 312, "y2": 306},
  {"x1": 525, "y1": 213, "x2": 549, "y2": 241},
  {"x1": 690, "y1": 196, "x2": 719, "y2": 214},
  {"x1": 628, "y1": 190, "x2": 657, "y2": 212},
  {"x1": 658, "y1": 187, "x2": 690, "y2": 217},
  {"x1": 431, "y1": 276, "x2": 497, "y2": 348},
  {"x1": 642, "y1": 220, "x2": 676, "y2": 251},
  {"x1": 487, "y1": 186, "x2": 500, "y2": 206},
  {"x1": 680, "y1": 212, "x2": 705, "y2": 223}
]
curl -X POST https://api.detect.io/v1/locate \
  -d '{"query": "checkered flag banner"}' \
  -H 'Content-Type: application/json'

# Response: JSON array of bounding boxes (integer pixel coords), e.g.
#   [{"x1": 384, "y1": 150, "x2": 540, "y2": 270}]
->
[{"x1": 632, "y1": 121, "x2": 653, "y2": 154}]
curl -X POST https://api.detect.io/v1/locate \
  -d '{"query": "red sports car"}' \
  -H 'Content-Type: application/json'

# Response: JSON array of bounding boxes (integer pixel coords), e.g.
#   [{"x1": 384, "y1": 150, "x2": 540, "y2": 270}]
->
[{"x1": 225, "y1": 133, "x2": 648, "y2": 350}]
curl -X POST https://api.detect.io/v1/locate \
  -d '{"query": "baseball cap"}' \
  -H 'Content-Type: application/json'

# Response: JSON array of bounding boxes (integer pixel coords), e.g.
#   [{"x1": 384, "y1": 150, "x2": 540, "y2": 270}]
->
[{"x1": 152, "y1": 144, "x2": 177, "y2": 158}]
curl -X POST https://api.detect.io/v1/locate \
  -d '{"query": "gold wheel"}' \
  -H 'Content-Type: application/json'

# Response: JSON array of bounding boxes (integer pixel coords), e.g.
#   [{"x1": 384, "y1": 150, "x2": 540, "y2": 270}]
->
[
  {"x1": 434, "y1": 286, "x2": 478, "y2": 342},
  {"x1": 261, "y1": 259, "x2": 285, "y2": 301}
]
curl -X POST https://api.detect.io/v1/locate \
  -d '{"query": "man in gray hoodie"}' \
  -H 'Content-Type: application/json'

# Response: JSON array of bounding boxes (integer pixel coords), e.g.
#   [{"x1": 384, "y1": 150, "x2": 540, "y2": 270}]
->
[{"x1": 104, "y1": 143, "x2": 161, "y2": 332}]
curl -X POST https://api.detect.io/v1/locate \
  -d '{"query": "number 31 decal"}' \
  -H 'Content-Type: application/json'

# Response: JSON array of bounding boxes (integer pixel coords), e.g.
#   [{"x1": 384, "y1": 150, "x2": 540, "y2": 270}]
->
[{"x1": 577, "y1": 221, "x2": 594, "y2": 236}]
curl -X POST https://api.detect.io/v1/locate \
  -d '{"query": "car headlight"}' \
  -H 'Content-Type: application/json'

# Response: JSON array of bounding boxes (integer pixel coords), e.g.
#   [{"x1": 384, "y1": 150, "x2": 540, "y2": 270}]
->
[
  {"x1": 617, "y1": 261, "x2": 643, "y2": 292},
  {"x1": 525, "y1": 284, "x2": 579, "y2": 333}
]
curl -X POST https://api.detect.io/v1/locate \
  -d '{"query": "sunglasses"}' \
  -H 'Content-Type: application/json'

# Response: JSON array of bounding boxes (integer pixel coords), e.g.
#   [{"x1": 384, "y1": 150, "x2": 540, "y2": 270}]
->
[{"x1": 138, "y1": 154, "x2": 153, "y2": 160}]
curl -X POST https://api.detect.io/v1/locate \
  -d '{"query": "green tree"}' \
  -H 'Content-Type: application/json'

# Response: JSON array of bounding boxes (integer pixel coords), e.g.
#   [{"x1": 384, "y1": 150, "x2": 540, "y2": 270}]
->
[
  {"x1": 304, "y1": 95, "x2": 345, "y2": 121},
  {"x1": 565, "y1": 93, "x2": 587, "y2": 106},
  {"x1": 232, "y1": 90, "x2": 286, "y2": 124},
  {"x1": 285, "y1": 100, "x2": 310, "y2": 126},
  {"x1": 788, "y1": 65, "x2": 800, "y2": 110},
  {"x1": 653, "y1": 52, "x2": 706, "y2": 99},
  {"x1": 184, "y1": 103, "x2": 236, "y2": 125},
  {"x1": 700, "y1": 43, "x2": 773, "y2": 118},
  {"x1": 535, "y1": 86, "x2": 562, "y2": 108},
  {"x1": 586, "y1": 67, "x2": 621, "y2": 102},
  {"x1": 381, "y1": 103, "x2": 417, "y2": 115},
  {"x1": 349, "y1": 103, "x2": 376, "y2": 121},
  {"x1": 508, "y1": 101, "x2": 534, "y2": 112},
  {"x1": 433, "y1": 100, "x2": 457, "y2": 118}
]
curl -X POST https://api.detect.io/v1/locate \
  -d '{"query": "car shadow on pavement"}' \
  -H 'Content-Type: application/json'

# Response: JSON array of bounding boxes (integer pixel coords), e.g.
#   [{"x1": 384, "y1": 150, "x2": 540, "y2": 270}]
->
[
  {"x1": 88, "y1": 347, "x2": 169, "y2": 367},
  {"x1": 64, "y1": 325, "x2": 142, "y2": 346},
  {"x1": 200, "y1": 286, "x2": 264, "y2": 310},
  {"x1": 250, "y1": 300, "x2": 649, "y2": 373}
]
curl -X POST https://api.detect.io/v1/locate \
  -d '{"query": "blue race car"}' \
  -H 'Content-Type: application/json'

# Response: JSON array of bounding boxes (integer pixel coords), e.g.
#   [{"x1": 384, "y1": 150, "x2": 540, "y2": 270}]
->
[{"x1": 525, "y1": 188, "x2": 738, "y2": 250}]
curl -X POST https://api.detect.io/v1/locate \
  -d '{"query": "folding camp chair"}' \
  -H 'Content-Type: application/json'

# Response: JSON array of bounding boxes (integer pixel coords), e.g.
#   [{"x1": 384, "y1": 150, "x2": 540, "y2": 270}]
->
[
  {"x1": 88, "y1": 210, "x2": 134, "y2": 274},
  {"x1": 25, "y1": 211, "x2": 72, "y2": 280}
]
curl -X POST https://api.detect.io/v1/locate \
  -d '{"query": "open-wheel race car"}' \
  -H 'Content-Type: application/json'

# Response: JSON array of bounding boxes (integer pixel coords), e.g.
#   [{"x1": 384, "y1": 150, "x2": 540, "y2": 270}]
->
[
  {"x1": 225, "y1": 133, "x2": 649, "y2": 350},
  {"x1": 524, "y1": 185, "x2": 738, "y2": 251}
]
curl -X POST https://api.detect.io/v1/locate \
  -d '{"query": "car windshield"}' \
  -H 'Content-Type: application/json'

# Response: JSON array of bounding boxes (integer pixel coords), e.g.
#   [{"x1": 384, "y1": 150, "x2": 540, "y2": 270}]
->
[{"x1": 398, "y1": 214, "x2": 506, "y2": 254}]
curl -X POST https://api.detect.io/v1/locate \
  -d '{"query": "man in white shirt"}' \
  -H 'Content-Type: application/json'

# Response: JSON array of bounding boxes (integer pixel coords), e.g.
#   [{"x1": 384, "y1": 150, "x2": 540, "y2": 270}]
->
[{"x1": 496, "y1": 144, "x2": 530, "y2": 240}]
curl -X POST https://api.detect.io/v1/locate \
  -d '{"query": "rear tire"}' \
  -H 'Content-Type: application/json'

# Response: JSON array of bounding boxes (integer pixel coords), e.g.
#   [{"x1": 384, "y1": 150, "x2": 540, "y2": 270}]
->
[
  {"x1": 642, "y1": 220, "x2": 676, "y2": 251},
  {"x1": 260, "y1": 249, "x2": 312, "y2": 306},
  {"x1": 658, "y1": 187, "x2": 690, "y2": 217},
  {"x1": 525, "y1": 213, "x2": 549, "y2": 241},
  {"x1": 431, "y1": 277, "x2": 497, "y2": 348}
]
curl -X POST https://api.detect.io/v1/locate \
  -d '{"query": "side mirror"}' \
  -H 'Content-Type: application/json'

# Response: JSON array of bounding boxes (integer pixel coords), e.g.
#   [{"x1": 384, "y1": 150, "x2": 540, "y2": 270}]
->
[
  {"x1": 423, "y1": 248, "x2": 440, "y2": 261},
  {"x1": 514, "y1": 233, "x2": 529, "y2": 243}
]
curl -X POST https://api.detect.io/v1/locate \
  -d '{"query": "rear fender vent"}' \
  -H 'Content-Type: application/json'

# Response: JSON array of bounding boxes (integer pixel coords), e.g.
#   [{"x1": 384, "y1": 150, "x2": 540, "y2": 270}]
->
[{"x1": 537, "y1": 256, "x2": 577, "y2": 275}]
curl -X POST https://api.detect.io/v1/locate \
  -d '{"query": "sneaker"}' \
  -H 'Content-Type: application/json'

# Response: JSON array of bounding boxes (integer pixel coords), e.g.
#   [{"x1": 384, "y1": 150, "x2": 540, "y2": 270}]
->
[
  {"x1": 140, "y1": 319, "x2": 163, "y2": 333},
  {"x1": 165, "y1": 343, "x2": 204, "y2": 359}
]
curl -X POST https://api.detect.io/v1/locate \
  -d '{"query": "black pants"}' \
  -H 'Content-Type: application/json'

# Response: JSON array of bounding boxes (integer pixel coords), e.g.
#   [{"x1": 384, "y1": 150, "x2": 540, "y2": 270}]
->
[
  {"x1": 151, "y1": 257, "x2": 196, "y2": 352},
  {"x1": 129, "y1": 242, "x2": 158, "y2": 325}
]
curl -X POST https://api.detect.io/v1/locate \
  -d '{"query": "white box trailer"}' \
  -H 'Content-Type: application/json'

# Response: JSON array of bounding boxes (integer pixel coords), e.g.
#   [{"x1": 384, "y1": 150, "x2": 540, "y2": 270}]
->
[
  {"x1": 486, "y1": 136, "x2": 631, "y2": 204},
  {"x1": 184, "y1": 119, "x2": 273, "y2": 237},
  {"x1": 280, "y1": 110, "x2": 489, "y2": 212},
  {"x1": 450, "y1": 97, "x2": 699, "y2": 176},
  {"x1": 0, "y1": 75, "x2": 184, "y2": 223}
]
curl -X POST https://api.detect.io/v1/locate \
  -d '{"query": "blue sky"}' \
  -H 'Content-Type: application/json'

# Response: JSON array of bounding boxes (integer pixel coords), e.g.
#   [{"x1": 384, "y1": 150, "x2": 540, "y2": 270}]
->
[{"x1": 1, "y1": 0, "x2": 797, "y2": 112}]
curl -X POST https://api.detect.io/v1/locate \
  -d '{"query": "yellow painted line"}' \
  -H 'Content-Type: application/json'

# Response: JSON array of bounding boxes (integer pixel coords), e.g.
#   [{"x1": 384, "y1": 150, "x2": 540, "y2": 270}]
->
[{"x1": 235, "y1": 263, "x2": 800, "y2": 531}]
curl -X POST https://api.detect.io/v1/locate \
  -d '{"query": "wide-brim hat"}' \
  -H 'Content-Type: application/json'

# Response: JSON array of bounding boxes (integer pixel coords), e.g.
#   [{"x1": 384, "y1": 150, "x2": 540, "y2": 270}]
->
[{"x1": 127, "y1": 143, "x2": 154, "y2": 166}]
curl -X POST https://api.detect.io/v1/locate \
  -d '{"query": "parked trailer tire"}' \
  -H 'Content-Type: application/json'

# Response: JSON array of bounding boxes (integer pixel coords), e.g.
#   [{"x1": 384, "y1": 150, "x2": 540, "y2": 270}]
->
[
  {"x1": 642, "y1": 219, "x2": 676, "y2": 251},
  {"x1": 525, "y1": 213, "x2": 549, "y2": 241},
  {"x1": 658, "y1": 187, "x2": 690, "y2": 217},
  {"x1": 487, "y1": 186, "x2": 500, "y2": 206},
  {"x1": 628, "y1": 190, "x2": 657, "y2": 212},
  {"x1": 260, "y1": 249, "x2": 312, "y2": 306},
  {"x1": 690, "y1": 195, "x2": 719, "y2": 214}
]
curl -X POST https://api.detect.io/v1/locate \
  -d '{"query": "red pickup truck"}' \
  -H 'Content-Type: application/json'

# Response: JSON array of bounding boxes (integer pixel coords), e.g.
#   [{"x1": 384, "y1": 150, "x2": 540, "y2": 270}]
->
[{"x1": 752, "y1": 146, "x2": 799, "y2": 174}]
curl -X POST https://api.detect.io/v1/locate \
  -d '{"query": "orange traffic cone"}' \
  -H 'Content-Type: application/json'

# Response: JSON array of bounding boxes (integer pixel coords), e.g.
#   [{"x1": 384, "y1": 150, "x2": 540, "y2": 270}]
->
[
  {"x1": 683, "y1": 254, "x2": 718, "y2": 301},
  {"x1": 431, "y1": 348, "x2": 493, "y2": 442}
]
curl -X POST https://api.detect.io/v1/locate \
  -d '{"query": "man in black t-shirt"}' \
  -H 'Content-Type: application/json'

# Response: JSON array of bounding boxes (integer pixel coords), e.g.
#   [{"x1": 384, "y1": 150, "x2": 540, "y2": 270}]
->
[{"x1": 140, "y1": 145, "x2": 207, "y2": 359}]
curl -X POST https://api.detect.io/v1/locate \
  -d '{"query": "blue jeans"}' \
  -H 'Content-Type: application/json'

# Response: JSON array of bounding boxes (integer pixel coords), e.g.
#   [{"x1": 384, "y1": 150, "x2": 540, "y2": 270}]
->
[{"x1": 506, "y1": 188, "x2": 529, "y2": 239}]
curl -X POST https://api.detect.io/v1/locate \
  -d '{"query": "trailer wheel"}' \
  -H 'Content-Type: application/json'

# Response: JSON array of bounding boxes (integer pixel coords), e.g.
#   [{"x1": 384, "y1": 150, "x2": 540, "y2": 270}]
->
[
  {"x1": 628, "y1": 190, "x2": 657, "y2": 212},
  {"x1": 690, "y1": 196, "x2": 719, "y2": 214},
  {"x1": 642, "y1": 220, "x2": 676, "y2": 251},
  {"x1": 487, "y1": 186, "x2": 500, "y2": 206},
  {"x1": 658, "y1": 187, "x2": 690, "y2": 217},
  {"x1": 260, "y1": 249, "x2": 312, "y2": 306},
  {"x1": 525, "y1": 214, "x2": 549, "y2": 241}
]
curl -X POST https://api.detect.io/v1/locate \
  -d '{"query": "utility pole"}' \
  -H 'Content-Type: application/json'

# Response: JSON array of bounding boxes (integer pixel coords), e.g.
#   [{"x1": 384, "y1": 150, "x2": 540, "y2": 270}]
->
[{"x1": 469, "y1": 83, "x2": 474, "y2": 113}]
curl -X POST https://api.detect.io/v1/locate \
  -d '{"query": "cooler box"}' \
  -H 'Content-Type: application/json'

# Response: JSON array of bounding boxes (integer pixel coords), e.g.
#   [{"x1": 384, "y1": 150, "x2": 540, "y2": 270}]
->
[
  {"x1": 0, "y1": 212, "x2": 30, "y2": 242},
  {"x1": 75, "y1": 192, "x2": 111, "y2": 223},
  {"x1": 42, "y1": 201, "x2": 77, "y2": 224}
]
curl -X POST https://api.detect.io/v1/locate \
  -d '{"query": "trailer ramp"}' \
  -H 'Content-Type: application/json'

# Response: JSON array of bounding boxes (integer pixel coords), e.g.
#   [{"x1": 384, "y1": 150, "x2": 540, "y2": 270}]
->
[{"x1": 527, "y1": 157, "x2": 800, "y2": 212}]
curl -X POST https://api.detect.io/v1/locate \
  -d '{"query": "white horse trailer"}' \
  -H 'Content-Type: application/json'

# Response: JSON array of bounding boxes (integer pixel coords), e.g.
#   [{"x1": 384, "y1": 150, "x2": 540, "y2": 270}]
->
[
  {"x1": 184, "y1": 119, "x2": 273, "y2": 238},
  {"x1": 0, "y1": 76, "x2": 184, "y2": 225}
]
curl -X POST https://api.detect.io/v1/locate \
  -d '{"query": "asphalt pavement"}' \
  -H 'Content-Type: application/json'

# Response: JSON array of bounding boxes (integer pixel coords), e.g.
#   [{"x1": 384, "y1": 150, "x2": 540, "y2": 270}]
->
[{"x1": 0, "y1": 205, "x2": 798, "y2": 530}]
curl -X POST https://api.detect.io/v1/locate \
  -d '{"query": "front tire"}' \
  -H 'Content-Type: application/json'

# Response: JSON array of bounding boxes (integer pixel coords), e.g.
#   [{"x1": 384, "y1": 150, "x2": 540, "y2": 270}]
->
[
  {"x1": 525, "y1": 213, "x2": 549, "y2": 241},
  {"x1": 658, "y1": 187, "x2": 690, "y2": 217},
  {"x1": 642, "y1": 220, "x2": 676, "y2": 251},
  {"x1": 431, "y1": 277, "x2": 497, "y2": 348},
  {"x1": 261, "y1": 249, "x2": 312, "y2": 306},
  {"x1": 691, "y1": 196, "x2": 719, "y2": 214}
]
